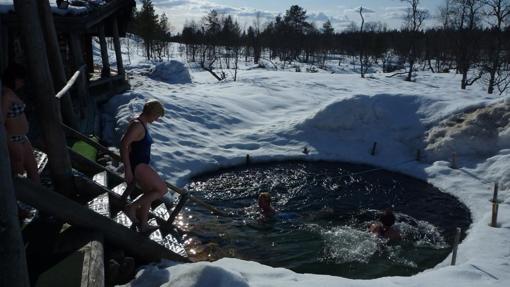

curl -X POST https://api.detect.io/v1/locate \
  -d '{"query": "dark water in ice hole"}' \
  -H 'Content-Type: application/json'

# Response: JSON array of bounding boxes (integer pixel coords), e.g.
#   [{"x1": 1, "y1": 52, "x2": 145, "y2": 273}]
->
[{"x1": 181, "y1": 161, "x2": 471, "y2": 279}]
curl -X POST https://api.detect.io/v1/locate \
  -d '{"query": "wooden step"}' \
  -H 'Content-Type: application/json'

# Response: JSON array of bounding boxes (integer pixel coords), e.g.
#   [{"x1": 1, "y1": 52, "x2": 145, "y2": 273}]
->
[
  {"x1": 34, "y1": 149, "x2": 48, "y2": 174},
  {"x1": 92, "y1": 171, "x2": 108, "y2": 188},
  {"x1": 149, "y1": 228, "x2": 187, "y2": 258},
  {"x1": 153, "y1": 203, "x2": 170, "y2": 221},
  {"x1": 111, "y1": 182, "x2": 127, "y2": 196},
  {"x1": 15, "y1": 178, "x2": 189, "y2": 262},
  {"x1": 113, "y1": 211, "x2": 134, "y2": 229},
  {"x1": 87, "y1": 193, "x2": 110, "y2": 218},
  {"x1": 80, "y1": 178, "x2": 169, "y2": 226}
]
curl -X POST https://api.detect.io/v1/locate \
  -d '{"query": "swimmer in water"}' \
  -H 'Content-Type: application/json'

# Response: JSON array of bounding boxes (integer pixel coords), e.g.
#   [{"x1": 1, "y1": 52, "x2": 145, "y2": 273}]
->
[
  {"x1": 369, "y1": 209, "x2": 401, "y2": 241},
  {"x1": 258, "y1": 192, "x2": 275, "y2": 221}
]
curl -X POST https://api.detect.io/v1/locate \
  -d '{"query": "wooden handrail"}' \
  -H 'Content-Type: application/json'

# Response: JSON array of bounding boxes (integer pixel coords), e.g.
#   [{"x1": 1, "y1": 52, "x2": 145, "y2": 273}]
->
[
  {"x1": 62, "y1": 123, "x2": 227, "y2": 216},
  {"x1": 55, "y1": 65, "x2": 86, "y2": 99}
]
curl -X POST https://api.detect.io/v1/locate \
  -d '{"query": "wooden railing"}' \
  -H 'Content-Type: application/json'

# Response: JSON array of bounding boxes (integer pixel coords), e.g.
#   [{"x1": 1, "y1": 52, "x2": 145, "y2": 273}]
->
[
  {"x1": 62, "y1": 123, "x2": 227, "y2": 216},
  {"x1": 55, "y1": 65, "x2": 86, "y2": 99}
]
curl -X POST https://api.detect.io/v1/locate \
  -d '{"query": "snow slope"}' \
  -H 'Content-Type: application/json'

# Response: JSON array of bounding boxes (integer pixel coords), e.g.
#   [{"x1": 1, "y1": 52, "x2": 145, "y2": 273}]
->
[{"x1": 101, "y1": 53, "x2": 510, "y2": 286}]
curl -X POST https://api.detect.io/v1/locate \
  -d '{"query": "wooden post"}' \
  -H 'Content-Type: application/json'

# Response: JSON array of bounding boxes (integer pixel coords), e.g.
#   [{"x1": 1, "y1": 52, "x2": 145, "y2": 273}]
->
[
  {"x1": 80, "y1": 233, "x2": 105, "y2": 287},
  {"x1": 111, "y1": 17, "x2": 125, "y2": 77},
  {"x1": 415, "y1": 149, "x2": 421, "y2": 162},
  {"x1": 370, "y1": 142, "x2": 377, "y2": 156},
  {"x1": 166, "y1": 192, "x2": 189, "y2": 226},
  {"x1": 98, "y1": 24, "x2": 111, "y2": 78},
  {"x1": 450, "y1": 152, "x2": 458, "y2": 169},
  {"x1": 69, "y1": 33, "x2": 92, "y2": 131},
  {"x1": 0, "y1": 50, "x2": 31, "y2": 286},
  {"x1": 37, "y1": 0, "x2": 79, "y2": 130},
  {"x1": 451, "y1": 227, "x2": 461, "y2": 265},
  {"x1": 13, "y1": 0, "x2": 75, "y2": 198},
  {"x1": 490, "y1": 183, "x2": 499, "y2": 227},
  {"x1": 0, "y1": 20, "x2": 8, "y2": 71},
  {"x1": 246, "y1": 154, "x2": 251, "y2": 165}
]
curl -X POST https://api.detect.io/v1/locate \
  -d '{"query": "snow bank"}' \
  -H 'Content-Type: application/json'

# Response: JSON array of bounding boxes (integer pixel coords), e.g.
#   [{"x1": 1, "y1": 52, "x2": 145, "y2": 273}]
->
[
  {"x1": 425, "y1": 100, "x2": 510, "y2": 161},
  {"x1": 103, "y1": 54, "x2": 510, "y2": 286},
  {"x1": 125, "y1": 260, "x2": 250, "y2": 287},
  {"x1": 299, "y1": 94, "x2": 424, "y2": 133},
  {"x1": 150, "y1": 60, "x2": 192, "y2": 85}
]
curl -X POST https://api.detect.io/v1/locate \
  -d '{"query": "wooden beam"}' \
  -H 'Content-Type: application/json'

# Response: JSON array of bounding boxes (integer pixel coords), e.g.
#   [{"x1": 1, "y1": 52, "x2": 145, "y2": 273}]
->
[
  {"x1": 111, "y1": 17, "x2": 125, "y2": 77},
  {"x1": 14, "y1": 178, "x2": 189, "y2": 263},
  {"x1": 1, "y1": 0, "x2": 135, "y2": 34},
  {"x1": 13, "y1": 0, "x2": 75, "y2": 198},
  {"x1": 89, "y1": 74, "x2": 124, "y2": 89},
  {"x1": 37, "y1": 0, "x2": 79, "y2": 130},
  {"x1": 80, "y1": 233, "x2": 105, "y2": 287},
  {"x1": 0, "y1": 18, "x2": 8, "y2": 72},
  {"x1": 0, "y1": 32, "x2": 31, "y2": 286},
  {"x1": 98, "y1": 24, "x2": 111, "y2": 78},
  {"x1": 69, "y1": 33, "x2": 92, "y2": 130}
]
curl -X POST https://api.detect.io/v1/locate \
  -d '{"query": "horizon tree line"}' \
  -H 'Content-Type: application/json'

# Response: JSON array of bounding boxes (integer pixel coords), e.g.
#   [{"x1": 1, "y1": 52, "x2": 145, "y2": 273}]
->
[{"x1": 131, "y1": 0, "x2": 510, "y2": 94}]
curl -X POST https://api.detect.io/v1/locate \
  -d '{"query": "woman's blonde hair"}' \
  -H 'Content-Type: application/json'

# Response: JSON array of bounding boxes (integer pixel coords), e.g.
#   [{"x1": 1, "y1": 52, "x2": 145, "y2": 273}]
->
[
  {"x1": 258, "y1": 192, "x2": 271, "y2": 203},
  {"x1": 143, "y1": 99, "x2": 165, "y2": 117}
]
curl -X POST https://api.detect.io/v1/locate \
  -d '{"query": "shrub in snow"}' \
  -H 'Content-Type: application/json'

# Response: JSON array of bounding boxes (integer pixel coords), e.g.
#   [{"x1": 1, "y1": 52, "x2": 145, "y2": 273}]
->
[{"x1": 150, "y1": 60, "x2": 192, "y2": 84}]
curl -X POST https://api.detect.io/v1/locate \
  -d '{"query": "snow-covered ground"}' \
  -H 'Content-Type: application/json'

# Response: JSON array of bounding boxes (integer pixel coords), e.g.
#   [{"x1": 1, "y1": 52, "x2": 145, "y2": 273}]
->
[{"x1": 101, "y1": 42, "x2": 510, "y2": 287}]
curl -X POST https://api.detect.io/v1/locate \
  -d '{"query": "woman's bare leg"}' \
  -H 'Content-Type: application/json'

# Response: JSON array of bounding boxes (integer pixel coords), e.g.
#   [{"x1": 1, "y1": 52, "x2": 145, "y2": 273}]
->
[{"x1": 131, "y1": 164, "x2": 167, "y2": 230}]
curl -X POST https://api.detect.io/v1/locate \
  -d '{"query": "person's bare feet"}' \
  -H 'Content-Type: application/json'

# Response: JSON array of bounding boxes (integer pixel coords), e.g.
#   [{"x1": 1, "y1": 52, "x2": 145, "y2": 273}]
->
[
  {"x1": 138, "y1": 224, "x2": 159, "y2": 234},
  {"x1": 124, "y1": 204, "x2": 139, "y2": 226}
]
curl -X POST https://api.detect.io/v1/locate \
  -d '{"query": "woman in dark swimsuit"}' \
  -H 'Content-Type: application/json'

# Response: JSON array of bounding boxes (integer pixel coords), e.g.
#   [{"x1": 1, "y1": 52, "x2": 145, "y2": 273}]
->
[
  {"x1": 121, "y1": 99, "x2": 166, "y2": 233},
  {"x1": 1, "y1": 63, "x2": 39, "y2": 183}
]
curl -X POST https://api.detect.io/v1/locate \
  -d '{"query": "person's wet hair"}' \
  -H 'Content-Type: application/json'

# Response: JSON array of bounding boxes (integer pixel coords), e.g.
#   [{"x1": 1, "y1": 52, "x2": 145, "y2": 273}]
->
[
  {"x1": 380, "y1": 209, "x2": 396, "y2": 227},
  {"x1": 258, "y1": 192, "x2": 271, "y2": 203}
]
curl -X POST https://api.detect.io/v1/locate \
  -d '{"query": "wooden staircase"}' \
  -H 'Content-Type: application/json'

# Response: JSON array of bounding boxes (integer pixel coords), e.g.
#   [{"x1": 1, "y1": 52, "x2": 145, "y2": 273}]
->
[{"x1": 13, "y1": 124, "x2": 226, "y2": 284}]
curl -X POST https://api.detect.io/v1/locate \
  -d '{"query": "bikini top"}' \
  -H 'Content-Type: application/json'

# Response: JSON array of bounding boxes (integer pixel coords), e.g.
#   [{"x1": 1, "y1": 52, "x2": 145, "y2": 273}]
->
[{"x1": 6, "y1": 102, "x2": 26, "y2": 118}]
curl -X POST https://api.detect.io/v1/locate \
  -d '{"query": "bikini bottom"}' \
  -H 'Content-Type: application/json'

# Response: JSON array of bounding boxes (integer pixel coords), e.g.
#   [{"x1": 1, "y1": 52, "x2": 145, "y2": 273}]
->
[{"x1": 9, "y1": 135, "x2": 28, "y2": 143}]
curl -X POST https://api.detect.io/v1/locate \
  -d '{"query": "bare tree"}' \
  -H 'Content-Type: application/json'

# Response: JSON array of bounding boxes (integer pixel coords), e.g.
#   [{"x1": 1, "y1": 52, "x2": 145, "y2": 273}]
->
[
  {"x1": 359, "y1": 6, "x2": 367, "y2": 78},
  {"x1": 451, "y1": 0, "x2": 484, "y2": 89},
  {"x1": 401, "y1": 0, "x2": 429, "y2": 81},
  {"x1": 483, "y1": 0, "x2": 510, "y2": 94}
]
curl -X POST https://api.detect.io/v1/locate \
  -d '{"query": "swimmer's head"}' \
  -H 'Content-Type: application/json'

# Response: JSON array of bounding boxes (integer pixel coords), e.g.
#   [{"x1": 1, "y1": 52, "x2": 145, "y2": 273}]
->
[
  {"x1": 380, "y1": 209, "x2": 396, "y2": 227},
  {"x1": 258, "y1": 192, "x2": 271, "y2": 210}
]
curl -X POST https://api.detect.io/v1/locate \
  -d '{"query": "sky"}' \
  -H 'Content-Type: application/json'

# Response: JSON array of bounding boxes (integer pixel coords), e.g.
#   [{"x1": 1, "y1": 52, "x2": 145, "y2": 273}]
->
[{"x1": 145, "y1": 0, "x2": 446, "y2": 33}]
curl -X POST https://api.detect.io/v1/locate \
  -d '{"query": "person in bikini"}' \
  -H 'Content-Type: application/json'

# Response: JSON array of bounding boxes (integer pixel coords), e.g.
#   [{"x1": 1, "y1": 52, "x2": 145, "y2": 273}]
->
[
  {"x1": 1, "y1": 63, "x2": 40, "y2": 184},
  {"x1": 121, "y1": 99, "x2": 166, "y2": 233}
]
